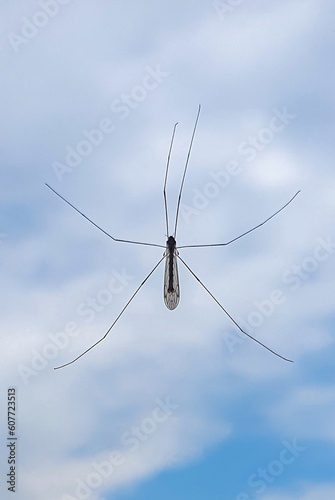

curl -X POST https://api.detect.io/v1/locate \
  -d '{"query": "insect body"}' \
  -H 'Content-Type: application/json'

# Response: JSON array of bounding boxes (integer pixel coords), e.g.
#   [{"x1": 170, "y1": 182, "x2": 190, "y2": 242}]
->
[
  {"x1": 164, "y1": 236, "x2": 180, "y2": 310},
  {"x1": 46, "y1": 105, "x2": 300, "y2": 369}
]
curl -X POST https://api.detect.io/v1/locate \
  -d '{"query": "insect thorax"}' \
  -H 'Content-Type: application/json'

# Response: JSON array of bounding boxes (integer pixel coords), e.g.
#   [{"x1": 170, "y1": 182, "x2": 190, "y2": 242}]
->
[{"x1": 166, "y1": 235, "x2": 176, "y2": 252}]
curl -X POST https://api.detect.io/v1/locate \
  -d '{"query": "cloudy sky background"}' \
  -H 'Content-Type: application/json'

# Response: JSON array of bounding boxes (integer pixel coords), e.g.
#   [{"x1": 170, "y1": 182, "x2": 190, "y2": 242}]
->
[{"x1": 1, "y1": 1, "x2": 335, "y2": 499}]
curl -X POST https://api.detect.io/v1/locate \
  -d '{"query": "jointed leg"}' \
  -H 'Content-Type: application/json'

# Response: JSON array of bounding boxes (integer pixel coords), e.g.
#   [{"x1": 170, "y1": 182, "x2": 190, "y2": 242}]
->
[
  {"x1": 177, "y1": 255, "x2": 293, "y2": 363},
  {"x1": 54, "y1": 255, "x2": 166, "y2": 369}
]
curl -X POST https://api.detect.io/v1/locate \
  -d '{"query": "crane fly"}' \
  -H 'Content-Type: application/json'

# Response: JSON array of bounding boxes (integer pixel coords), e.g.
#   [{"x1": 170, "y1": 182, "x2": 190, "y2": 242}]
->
[{"x1": 46, "y1": 105, "x2": 300, "y2": 369}]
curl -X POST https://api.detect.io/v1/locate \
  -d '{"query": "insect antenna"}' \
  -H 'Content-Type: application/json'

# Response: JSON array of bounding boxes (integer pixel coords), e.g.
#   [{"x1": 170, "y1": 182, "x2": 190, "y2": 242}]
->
[
  {"x1": 173, "y1": 104, "x2": 201, "y2": 239},
  {"x1": 163, "y1": 122, "x2": 178, "y2": 237}
]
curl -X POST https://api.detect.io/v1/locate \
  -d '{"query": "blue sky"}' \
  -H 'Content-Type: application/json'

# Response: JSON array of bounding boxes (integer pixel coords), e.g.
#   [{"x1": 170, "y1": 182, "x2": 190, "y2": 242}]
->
[{"x1": 1, "y1": 1, "x2": 335, "y2": 499}]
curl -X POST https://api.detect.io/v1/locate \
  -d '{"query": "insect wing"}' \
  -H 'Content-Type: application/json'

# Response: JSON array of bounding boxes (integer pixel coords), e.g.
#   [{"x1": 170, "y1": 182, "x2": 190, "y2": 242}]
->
[{"x1": 164, "y1": 250, "x2": 180, "y2": 310}]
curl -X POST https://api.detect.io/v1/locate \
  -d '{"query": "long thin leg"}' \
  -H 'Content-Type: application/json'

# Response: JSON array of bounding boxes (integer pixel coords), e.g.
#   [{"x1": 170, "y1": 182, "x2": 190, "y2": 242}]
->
[
  {"x1": 163, "y1": 122, "x2": 178, "y2": 237},
  {"x1": 179, "y1": 191, "x2": 300, "y2": 249},
  {"x1": 46, "y1": 184, "x2": 165, "y2": 249},
  {"x1": 173, "y1": 105, "x2": 201, "y2": 239},
  {"x1": 54, "y1": 255, "x2": 166, "y2": 369},
  {"x1": 177, "y1": 255, "x2": 293, "y2": 363}
]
